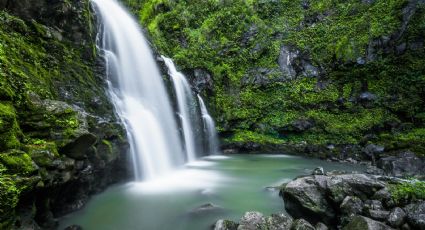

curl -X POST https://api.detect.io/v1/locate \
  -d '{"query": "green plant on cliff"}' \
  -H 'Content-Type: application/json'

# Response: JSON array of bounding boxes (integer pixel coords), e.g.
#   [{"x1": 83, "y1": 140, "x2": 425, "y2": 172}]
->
[{"x1": 133, "y1": 0, "x2": 425, "y2": 152}]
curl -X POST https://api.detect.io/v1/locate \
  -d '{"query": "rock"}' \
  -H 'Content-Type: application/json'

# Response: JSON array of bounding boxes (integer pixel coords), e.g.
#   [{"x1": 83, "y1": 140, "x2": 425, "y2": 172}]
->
[
  {"x1": 404, "y1": 201, "x2": 425, "y2": 230},
  {"x1": 387, "y1": 207, "x2": 406, "y2": 227},
  {"x1": 372, "y1": 188, "x2": 392, "y2": 207},
  {"x1": 278, "y1": 45, "x2": 298, "y2": 79},
  {"x1": 188, "y1": 68, "x2": 214, "y2": 93},
  {"x1": 214, "y1": 219, "x2": 238, "y2": 230},
  {"x1": 364, "y1": 200, "x2": 384, "y2": 211},
  {"x1": 340, "y1": 196, "x2": 363, "y2": 215},
  {"x1": 237, "y1": 212, "x2": 266, "y2": 230},
  {"x1": 362, "y1": 144, "x2": 385, "y2": 164},
  {"x1": 61, "y1": 133, "x2": 97, "y2": 160},
  {"x1": 312, "y1": 167, "x2": 324, "y2": 175},
  {"x1": 367, "y1": 210, "x2": 390, "y2": 221},
  {"x1": 326, "y1": 174, "x2": 385, "y2": 203},
  {"x1": 264, "y1": 213, "x2": 293, "y2": 230},
  {"x1": 283, "y1": 173, "x2": 385, "y2": 225},
  {"x1": 377, "y1": 151, "x2": 425, "y2": 178},
  {"x1": 358, "y1": 92, "x2": 378, "y2": 102},
  {"x1": 284, "y1": 119, "x2": 314, "y2": 133},
  {"x1": 366, "y1": 165, "x2": 384, "y2": 175},
  {"x1": 64, "y1": 225, "x2": 83, "y2": 230},
  {"x1": 292, "y1": 219, "x2": 315, "y2": 230},
  {"x1": 343, "y1": 215, "x2": 394, "y2": 230},
  {"x1": 315, "y1": 222, "x2": 328, "y2": 230},
  {"x1": 241, "y1": 68, "x2": 282, "y2": 87},
  {"x1": 189, "y1": 203, "x2": 222, "y2": 215},
  {"x1": 283, "y1": 175, "x2": 336, "y2": 225}
]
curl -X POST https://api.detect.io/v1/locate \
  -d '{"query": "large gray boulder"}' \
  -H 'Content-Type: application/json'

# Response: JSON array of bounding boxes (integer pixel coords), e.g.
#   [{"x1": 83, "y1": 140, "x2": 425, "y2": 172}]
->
[{"x1": 282, "y1": 175, "x2": 336, "y2": 225}]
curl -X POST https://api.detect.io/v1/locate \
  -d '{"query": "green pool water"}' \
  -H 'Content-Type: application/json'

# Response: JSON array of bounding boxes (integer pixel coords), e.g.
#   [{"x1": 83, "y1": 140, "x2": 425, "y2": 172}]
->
[{"x1": 59, "y1": 154, "x2": 365, "y2": 230}]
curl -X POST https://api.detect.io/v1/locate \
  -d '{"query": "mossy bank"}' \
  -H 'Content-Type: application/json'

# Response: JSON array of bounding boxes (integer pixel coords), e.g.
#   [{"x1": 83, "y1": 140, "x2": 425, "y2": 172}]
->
[
  {"x1": 0, "y1": 1, "x2": 128, "y2": 228},
  {"x1": 131, "y1": 0, "x2": 425, "y2": 159}
]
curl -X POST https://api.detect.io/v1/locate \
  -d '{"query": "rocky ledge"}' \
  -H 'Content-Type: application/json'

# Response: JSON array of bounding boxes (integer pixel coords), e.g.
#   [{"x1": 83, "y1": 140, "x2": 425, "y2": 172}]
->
[{"x1": 215, "y1": 168, "x2": 425, "y2": 230}]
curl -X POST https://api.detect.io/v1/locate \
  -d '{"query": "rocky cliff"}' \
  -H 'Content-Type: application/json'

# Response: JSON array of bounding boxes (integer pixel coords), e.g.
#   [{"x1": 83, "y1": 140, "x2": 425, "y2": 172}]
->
[
  {"x1": 133, "y1": 0, "x2": 425, "y2": 160},
  {"x1": 0, "y1": 1, "x2": 129, "y2": 229}
]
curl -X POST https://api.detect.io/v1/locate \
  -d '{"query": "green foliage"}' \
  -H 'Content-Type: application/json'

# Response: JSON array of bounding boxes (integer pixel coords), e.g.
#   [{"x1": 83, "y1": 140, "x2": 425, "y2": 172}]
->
[
  {"x1": 226, "y1": 130, "x2": 284, "y2": 145},
  {"x1": 390, "y1": 180, "x2": 425, "y2": 204},
  {"x1": 135, "y1": 0, "x2": 425, "y2": 151}
]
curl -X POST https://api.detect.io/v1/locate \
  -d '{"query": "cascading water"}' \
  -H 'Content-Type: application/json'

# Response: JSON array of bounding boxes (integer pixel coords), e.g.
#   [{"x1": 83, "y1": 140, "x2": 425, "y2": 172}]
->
[
  {"x1": 162, "y1": 56, "x2": 198, "y2": 161},
  {"x1": 92, "y1": 0, "x2": 185, "y2": 181},
  {"x1": 197, "y1": 95, "x2": 220, "y2": 155}
]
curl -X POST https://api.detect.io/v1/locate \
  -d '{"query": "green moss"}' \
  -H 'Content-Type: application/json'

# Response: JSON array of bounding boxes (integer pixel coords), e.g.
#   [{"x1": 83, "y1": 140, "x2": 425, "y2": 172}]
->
[
  {"x1": 0, "y1": 173, "x2": 19, "y2": 227},
  {"x1": 0, "y1": 150, "x2": 37, "y2": 176},
  {"x1": 0, "y1": 102, "x2": 21, "y2": 151}
]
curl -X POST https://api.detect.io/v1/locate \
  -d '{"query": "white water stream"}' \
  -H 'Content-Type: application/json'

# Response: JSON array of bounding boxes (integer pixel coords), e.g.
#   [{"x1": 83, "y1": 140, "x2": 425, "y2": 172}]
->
[{"x1": 93, "y1": 0, "x2": 185, "y2": 180}]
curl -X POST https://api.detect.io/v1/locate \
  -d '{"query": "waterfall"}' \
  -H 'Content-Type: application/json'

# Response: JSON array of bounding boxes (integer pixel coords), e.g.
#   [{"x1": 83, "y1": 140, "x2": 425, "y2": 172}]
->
[
  {"x1": 92, "y1": 0, "x2": 185, "y2": 181},
  {"x1": 162, "y1": 56, "x2": 198, "y2": 162},
  {"x1": 197, "y1": 95, "x2": 220, "y2": 155}
]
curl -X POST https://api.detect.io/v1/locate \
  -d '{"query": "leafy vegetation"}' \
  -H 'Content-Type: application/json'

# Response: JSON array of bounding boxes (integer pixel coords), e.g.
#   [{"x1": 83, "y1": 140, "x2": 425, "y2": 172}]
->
[
  {"x1": 131, "y1": 0, "x2": 425, "y2": 152},
  {"x1": 390, "y1": 180, "x2": 425, "y2": 204}
]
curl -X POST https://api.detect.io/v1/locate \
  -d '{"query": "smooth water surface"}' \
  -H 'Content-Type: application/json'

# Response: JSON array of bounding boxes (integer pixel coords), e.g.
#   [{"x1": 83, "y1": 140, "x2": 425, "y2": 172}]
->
[{"x1": 60, "y1": 154, "x2": 365, "y2": 230}]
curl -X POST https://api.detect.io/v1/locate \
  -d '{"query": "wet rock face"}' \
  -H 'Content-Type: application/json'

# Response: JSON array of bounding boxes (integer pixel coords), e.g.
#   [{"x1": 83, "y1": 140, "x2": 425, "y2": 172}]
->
[{"x1": 0, "y1": 0, "x2": 93, "y2": 44}]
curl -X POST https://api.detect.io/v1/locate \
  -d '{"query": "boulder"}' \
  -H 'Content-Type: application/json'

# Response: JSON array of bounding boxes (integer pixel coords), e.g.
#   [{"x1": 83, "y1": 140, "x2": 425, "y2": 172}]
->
[
  {"x1": 214, "y1": 219, "x2": 238, "y2": 230},
  {"x1": 340, "y1": 196, "x2": 363, "y2": 215},
  {"x1": 237, "y1": 212, "x2": 266, "y2": 230},
  {"x1": 292, "y1": 219, "x2": 315, "y2": 230},
  {"x1": 264, "y1": 213, "x2": 293, "y2": 230},
  {"x1": 312, "y1": 167, "x2": 324, "y2": 176},
  {"x1": 387, "y1": 207, "x2": 406, "y2": 227},
  {"x1": 404, "y1": 201, "x2": 425, "y2": 230},
  {"x1": 362, "y1": 144, "x2": 384, "y2": 164},
  {"x1": 367, "y1": 210, "x2": 389, "y2": 221},
  {"x1": 326, "y1": 174, "x2": 385, "y2": 203},
  {"x1": 343, "y1": 216, "x2": 394, "y2": 230},
  {"x1": 315, "y1": 222, "x2": 328, "y2": 230},
  {"x1": 283, "y1": 175, "x2": 336, "y2": 225},
  {"x1": 377, "y1": 151, "x2": 425, "y2": 178}
]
